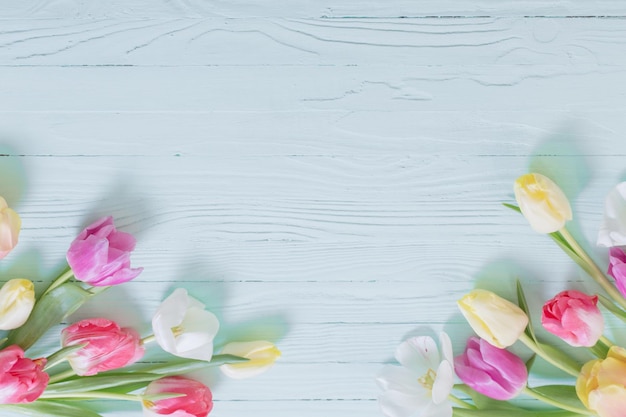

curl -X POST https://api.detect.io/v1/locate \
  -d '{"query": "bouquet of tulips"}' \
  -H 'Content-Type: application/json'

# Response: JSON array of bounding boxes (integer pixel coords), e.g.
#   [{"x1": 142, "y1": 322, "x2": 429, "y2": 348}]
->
[
  {"x1": 0, "y1": 205, "x2": 280, "y2": 417},
  {"x1": 377, "y1": 173, "x2": 626, "y2": 417}
]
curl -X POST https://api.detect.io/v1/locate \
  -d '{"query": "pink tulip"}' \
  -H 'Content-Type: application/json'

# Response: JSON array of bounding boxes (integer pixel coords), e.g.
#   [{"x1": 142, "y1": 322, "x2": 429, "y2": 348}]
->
[
  {"x1": 66, "y1": 216, "x2": 142, "y2": 286},
  {"x1": 454, "y1": 337, "x2": 527, "y2": 401},
  {"x1": 61, "y1": 318, "x2": 144, "y2": 376},
  {"x1": 542, "y1": 290, "x2": 604, "y2": 347},
  {"x1": 0, "y1": 197, "x2": 20, "y2": 260},
  {"x1": 142, "y1": 376, "x2": 213, "y2": 417},
  {"x1": 608, "y1": 247, "x2": 626, "y2": 297},
  {"x1": 0, "y1": 345, "x2": 48, "y2": 404}
]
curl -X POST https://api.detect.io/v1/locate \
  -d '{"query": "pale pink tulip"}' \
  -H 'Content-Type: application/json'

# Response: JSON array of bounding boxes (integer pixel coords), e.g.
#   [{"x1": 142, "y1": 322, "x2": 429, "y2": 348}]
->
[
  {"x1": 542, "y1": 290, "x2": 604, "y2": 347},
  {"x1": 66, "y1": 216, "x2": 142, "y2": 286},
  {"x1": 0, "y1": 197, "x2": 20, "y2": 259}
]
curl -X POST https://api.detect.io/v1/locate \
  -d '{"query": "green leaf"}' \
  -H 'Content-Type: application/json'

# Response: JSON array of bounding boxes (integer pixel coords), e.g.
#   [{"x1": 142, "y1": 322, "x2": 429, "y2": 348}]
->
[
  {"x1": 44, "y1": 344, "x2": 87, "y2": 371},
  {"x1": 45, "y1": 373, "x2": 158, "y2": 394},
  {"x1": 516, "y1": 280, "x2": 537, "y2": 343},
  {"x1": 6, "y1": 283, "x2": 95, "y2": 351},
  {"x1": 453, "y1": 409, "x2": 581, "y2": 417},
  {"x1": 132, "y1": 354, "x2": 248, "y2": 374},
  {"x1": 525, "y1": 354, "x2": 537, "y2": 373},
  {"x1": 531, "y1": 385, "x2": 586, "y2": 412},
  {"x1": 502, "y1": 203, "x2": 522, "y2": 213},
  {"x1": 598, "y1": 294, "x2": 626, "y2": 323},
  {"x1": 536, "y1": 342, "x2": 582, "y2": 374},
  {"x1": 2, "y1": 401, "x2": 103, "y2": 417}
]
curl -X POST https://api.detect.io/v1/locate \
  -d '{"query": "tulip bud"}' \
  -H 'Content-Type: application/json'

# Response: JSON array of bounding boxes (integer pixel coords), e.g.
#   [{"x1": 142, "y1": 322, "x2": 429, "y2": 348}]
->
[
  {"x1": 0, "y1": 197, "x2": 20, "y2": 259},
  {"x1": 61, "y1": 318, "x2": 144, "y2": 376},
  {"x1": 607, "y1": 247, "x2": 626, "y2": 298},
  {"x1": 542, "y1": 290, "x2": 604, "y2": 347},
  {"x1": 0, "y1": 279, "x2": 35, "y2": 330},
  {"x1": 577, "y1": 346, "x2": 626, "y2": 417},
  {"x1": 514, "y1": 173, "x2": 572, "y2": 234},
  {"x1": 458, "y1": 289, "x2": 528, "y2": 348},
  {"x1": 220, "y1": 341, "x2": 281, "y2": 379},
  {"x1": 454, "y1": 337, "x2": 527, "y2": 400},
  {"x1": 142, "y1": 376, "x2": 212, "y2": 417}
]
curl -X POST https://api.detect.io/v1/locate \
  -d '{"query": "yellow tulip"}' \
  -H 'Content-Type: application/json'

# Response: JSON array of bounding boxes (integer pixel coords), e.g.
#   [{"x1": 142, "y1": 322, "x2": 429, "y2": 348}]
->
[
  {"x1": 0, "y1": 279, "x2": 35, "y2": 330},
  {"x1": 514, "y1": 173, "x2": 572, "y2": 234},
  {"x1": 0, "y1": 197, "x2": 20, "y2": 259},
  {"x1": 458, "y1": 289, "x2": 528, "y2": 348},
  {"x1": 576, "y1": 346, "x2": 626, "y2": 417},
  {"x1": 220, "y1": 340, "x2": 281, "y2": 379}
]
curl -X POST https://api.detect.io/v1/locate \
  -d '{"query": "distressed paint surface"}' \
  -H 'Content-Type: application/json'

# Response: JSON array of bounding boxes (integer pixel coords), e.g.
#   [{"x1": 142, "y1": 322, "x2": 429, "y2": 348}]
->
[{"x1": 1, "y1": 2, "x2": 626, "y2": 416}]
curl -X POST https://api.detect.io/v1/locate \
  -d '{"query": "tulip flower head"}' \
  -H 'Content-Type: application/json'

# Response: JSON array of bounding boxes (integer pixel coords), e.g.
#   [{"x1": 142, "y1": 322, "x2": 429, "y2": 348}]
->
[
  {"x1": 61, "y1": 318, "x2": 145, "y2": 376},
  {"x1": 458, "y1": 289, "x2": 528, "y2": 349},
  {"x1": 377, "y1": 333, "x2": 454, "y2": 417},
  {"x1": 152, "y1": 288, "x2": 219, "y2": 361},
  {"x1": 514, "y1": 173, "x2": 572, "y2": 234},
  {"x1": 455, "y1": 337, "x2": 527, "y2": 401},
  {"x1": 577, "y1": 345, "x2": 626, "y2": 417},
  {"x1": 0, "y1": 345, "x2": 48, "y2": 404},
  {"x1": 142, "y1": 376, "x2": 213, "y2": 417},
  {"x1": 542, "y1": 290, "x2": 604, "y2": 347},
  {"x1": 0, "y1": 197, "x2": 20, "y2": 260},
  {"x1": 607, "y1": 247, "x2": 626, "y2": 298},
  {"x1": 598, "y1": 182, "x2": 626, "y2": 247},
  {"x1": 220, "y1": 341, "x2": 281, "y2": 379},
  {"x1": 0, "y1": 279, "x2": 35, "y2": 330},
  {"x1": 66, "y1": 216, "x2": 143, "y2": 286}
]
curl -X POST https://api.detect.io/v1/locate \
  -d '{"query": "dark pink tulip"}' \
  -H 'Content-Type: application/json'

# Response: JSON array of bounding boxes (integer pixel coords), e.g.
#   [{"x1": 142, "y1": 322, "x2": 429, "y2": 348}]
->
[
  {"x1": 454, "y1": 337, "x2": 527, "y2": 401},
  {"x1": 142, "y1": 376, "x2": 213, "y2": 417},
  {"x1": 0, "y1": 345, "x2": 48, "y2": 403},
  {"x1": 66, "y1": 216, "x2": 142, "y2": 286},
  {"x1": 542, "y1": 290, "x2": 604, "y2": 347},
  {"x1": 61, "y1": 318, "x2": 144, "y2": 376}
]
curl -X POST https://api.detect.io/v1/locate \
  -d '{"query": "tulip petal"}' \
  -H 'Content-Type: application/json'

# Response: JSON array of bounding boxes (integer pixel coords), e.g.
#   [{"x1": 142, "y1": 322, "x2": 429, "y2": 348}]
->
[
  {"x1": 378, "y1": 389, "x2": 431, "y2": 417},
  {"x1": 431, "y1": 360, "x2": 453, "y2": 404},
  {"x1": 395, "y1": 336, "x2": 439, "y2": 375},
  {"x1": 376, "y1": 365, "x2": 422, "y2": 395},
  {"x1": 598, "y1": 182, "x2": 626, "y2": 247}
]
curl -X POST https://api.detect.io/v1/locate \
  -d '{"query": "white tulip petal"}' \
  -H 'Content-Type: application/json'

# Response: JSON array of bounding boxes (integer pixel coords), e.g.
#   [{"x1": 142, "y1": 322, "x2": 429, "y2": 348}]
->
[
  {"x1": 395, "y1": 336, "x2": 439, "y2": 374},
  {"x1": 376, "y1": 365, "x2": 422, "y2": 395},
  {"x1": 431, "y1": 360, "x2": 453, "y2": 405},
  {"x1": 421, "y1": 399, "x2": 453, "y2": 417},
  {"x1": 438, "y1": 332, "x2": 453, "y2": 364},
  {"x1": 598, "y1": 183, "x2": 626, "y2": 247}
]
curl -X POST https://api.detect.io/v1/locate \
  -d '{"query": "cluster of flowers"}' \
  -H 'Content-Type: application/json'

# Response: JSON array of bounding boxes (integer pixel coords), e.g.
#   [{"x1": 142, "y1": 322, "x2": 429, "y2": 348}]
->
[
  {"x1": 0, "y1": 204, "x2": 280, "y2": 417},
  {"x1": 377, "y1": 173, "x2": 626, "y2": 417}
]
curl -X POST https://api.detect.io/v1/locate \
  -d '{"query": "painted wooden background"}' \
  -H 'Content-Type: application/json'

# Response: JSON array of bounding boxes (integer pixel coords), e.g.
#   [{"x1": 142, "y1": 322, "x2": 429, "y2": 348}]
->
[{"x1": 2, "y1": 1, "x2": 626, "y2": 416}]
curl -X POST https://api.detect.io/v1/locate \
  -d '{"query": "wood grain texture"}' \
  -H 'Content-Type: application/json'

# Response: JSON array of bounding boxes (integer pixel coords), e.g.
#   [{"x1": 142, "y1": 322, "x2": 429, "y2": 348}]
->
[{"x1": 0, "y1": 5, "x2": 625, "y2": 417}]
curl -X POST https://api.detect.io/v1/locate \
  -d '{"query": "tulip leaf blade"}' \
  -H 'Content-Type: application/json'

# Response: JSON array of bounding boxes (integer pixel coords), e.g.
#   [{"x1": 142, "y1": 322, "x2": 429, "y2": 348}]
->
[
  {"x1": 132, "y1": 354, "x2": 248, "y2": 375},
  {"x1": 453, "y1": 409, "x2": 581, "y2": 417},
  {"x1": 515, "y1": 280, "x2": 537, "y2": 344},
  {"x1": 6, "y1": 283, "x2": 94, "y2": 351},
  {"x1": 530, "y1": 385, "x2": 587, "y2": 413},
  {"x1": 2, "y1": 401, "x2": 104, "y2": 417},
  {"x1": 44, "y1": 373, "x2": 158, "y2": 394},
  {"x1": 598, "y1": 294, "x2": 626, "y2": 323},
  {"x1": 454, "y1": 384, "x2": 525, "y2": 411},
  {"x1": 535, "y1": 342, "x2": 582, "y2": 374},
  {"x1": 502, "y1": 203, "x2": 522, "y2": 213},
  {"x1": 44, "y1": 344, "x2": 87, "y2": 371}
]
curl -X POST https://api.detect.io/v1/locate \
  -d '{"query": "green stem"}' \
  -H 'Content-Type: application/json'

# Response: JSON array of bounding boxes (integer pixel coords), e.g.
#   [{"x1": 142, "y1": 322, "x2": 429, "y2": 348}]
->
[
  {"x1": 448, "y1": 394, "x2": 476, "y2": 409},
  {"x1": 141, "y1": 334, "x2": 156, "y2": 345},
  {"x1": 43, "y1": 267, "x2": 75, "y2": 296},
  {"x1": 559, "y1": 227, "x2": 626, "y2": 310},
  {"x1": 599, "y1": 335, "x2": 614, "y2": 348},
  {"x1": 48, "y1": 368, "x2": 76, "y2": 384},
  {"x1": 522, "y1": 387, "x2": 590, "y2": 415},
  {"x1": 40, "y1": 391, "x2": 143, "y2": 402},
  {"x1": 518, "y1": 333, "x2": 579, "y2": 377}
]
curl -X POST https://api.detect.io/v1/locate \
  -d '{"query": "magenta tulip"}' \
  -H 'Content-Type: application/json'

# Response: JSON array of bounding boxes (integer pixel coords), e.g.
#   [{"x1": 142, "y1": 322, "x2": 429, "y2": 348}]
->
[
  {"x1": 61, "y1": 318, "x2": 144, "y2": 376},
  {"x1": 0, "y1": 345, "x2": 48, "y2": 404},
  {"x1": 454, "y1": 337, "x2": 527, "y2": 401},
  {"x1": 142, "y1": 376, "x2": 213, "y2": 417},
  {"x1": 542, "y1": 290, "x2": 604, "y2": 347},
  {"x1": 66, "y1": 216, "x2": 142, "y2": 286},
  {"x1": 608, "y1": 247, "x2": 626, "y2": 298}
]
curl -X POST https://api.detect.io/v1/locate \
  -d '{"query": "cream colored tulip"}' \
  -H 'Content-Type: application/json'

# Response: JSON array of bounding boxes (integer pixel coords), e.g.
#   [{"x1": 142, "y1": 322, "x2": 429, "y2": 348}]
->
[
  {"x1": 0, "y1": 279, "x2": 35, "y2": 330},
  {"x1": 458, "y1": 289, "x2": 528, "y2": 348},
  {"x1": 514, "y1": 173, "x2": 572, "y2": 234},
  {"x1": 0, "y1": 197, "x2": 20, "y2": 259},
  {"x1": 220, "y1": 340, "x2": 281, "y2": 379}
]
